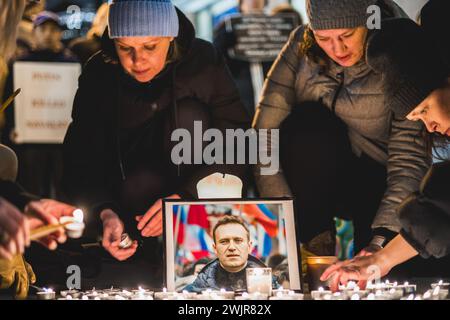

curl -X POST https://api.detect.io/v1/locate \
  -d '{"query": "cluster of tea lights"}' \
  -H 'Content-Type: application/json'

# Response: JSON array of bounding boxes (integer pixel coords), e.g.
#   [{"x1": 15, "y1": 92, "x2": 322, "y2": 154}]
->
[
  {"x1": 37, "y1": 286, "x2": 305, "y2": 300},
  {"x1": 402, "y1": 281, "x2": 449, "y2": 301},
  {"x1": 37, "y1": 287, "x2": 154, "y2": 300},
  {"x1": 310, "y1": 280, "x2": 449, "y2": 300},
  {"x1": 311, "y1": 280, "x2": 417, "y2": 300}
]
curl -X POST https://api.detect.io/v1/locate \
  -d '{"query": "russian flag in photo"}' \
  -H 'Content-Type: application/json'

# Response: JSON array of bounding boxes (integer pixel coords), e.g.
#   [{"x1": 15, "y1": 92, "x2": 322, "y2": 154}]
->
[
  {"x1": 174, "y1": 205, "x2": 214, "y2": 262},
  {"x1": 237, "y1": 204, "x2": 278, "y2": 237}
]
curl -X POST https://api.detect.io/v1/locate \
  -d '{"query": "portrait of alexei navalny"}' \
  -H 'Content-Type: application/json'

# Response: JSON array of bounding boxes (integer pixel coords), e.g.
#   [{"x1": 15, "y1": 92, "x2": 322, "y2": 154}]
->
[
  {"x1": 184, "y1": 215, "x2": 279, "y2": 293},
  {"x1": 169, "y1": 203, "x2": 292, "y2": 292}
]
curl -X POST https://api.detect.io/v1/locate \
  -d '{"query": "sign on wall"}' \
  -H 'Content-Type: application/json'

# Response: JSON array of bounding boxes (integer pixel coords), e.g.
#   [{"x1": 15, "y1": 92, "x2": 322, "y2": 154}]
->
[
  {"x1": 13, "y1": 62, "x2": 81, "y2": 144},
  {"x1": 225, "y1": 13, "x2": 298, "y2": 62}
]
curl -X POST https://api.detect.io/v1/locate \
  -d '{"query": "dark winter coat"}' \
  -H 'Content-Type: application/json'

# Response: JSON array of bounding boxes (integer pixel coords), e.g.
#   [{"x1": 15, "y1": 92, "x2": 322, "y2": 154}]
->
[
  {"x1": 184, "y1": 255, "x2": 275, "y2": 292},
  {"x1": 399, "y1": 161, "x2": 450, "y2": 259}
]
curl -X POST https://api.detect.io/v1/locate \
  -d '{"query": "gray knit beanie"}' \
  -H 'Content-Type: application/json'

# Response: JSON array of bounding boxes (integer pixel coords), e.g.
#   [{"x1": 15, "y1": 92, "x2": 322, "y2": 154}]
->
[
  {"x1": 307, "y1": 0, "x2": 377, "y2": 30},
  {"x1": 108, "y1": 0, "x2": 179, "y2": 38}
]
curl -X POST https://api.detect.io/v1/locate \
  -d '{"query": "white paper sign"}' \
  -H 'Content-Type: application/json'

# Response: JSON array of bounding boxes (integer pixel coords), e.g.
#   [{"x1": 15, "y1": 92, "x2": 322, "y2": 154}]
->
[{"x1": 13, "y1": 61, "x2": 81, "y2": 144}]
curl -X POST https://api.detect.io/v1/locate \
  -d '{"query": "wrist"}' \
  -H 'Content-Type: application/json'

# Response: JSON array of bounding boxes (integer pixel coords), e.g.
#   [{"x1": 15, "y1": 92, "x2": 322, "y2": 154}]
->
[{"x1": 100, "y1": 209, "x2": 118, "y2": 224}]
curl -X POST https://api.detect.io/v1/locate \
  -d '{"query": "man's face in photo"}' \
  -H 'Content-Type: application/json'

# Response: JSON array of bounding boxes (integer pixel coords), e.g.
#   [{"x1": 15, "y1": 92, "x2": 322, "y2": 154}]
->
[{"x1": 213, "y1": 223, "x2": 252, "y2": 273}]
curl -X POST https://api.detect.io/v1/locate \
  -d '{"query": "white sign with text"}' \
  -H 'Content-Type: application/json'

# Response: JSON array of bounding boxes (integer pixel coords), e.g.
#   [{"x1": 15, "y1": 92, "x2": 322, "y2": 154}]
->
[{"x1": 13, "y1": 61, "x2": 80, "y2": 144}]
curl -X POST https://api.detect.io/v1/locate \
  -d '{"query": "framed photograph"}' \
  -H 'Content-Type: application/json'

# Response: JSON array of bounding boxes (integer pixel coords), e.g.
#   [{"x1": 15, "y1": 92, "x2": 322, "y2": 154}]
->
[{"x1": 162, "y1": 198, "x2": 301, "y2": 292}]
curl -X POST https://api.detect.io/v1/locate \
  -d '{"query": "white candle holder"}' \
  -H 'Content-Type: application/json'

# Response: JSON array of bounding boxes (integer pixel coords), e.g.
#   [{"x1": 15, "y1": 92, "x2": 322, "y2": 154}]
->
[
  {"x1": 60, "y1": 289, "x2": 81, "y2": 299},
  {"x1": 310, "y1": 287, "x2": 332, "y2": 300},
  {"x1": 37, "y1": 288, "x2": 55, "y2": 300},
  {"x1": 246, "y1": 268, "x2": 272, "y2": 296},
  {"x1": 235, "y1": 292, "x2": 269, "y2": 300},
  {"x1": 59, "y1": 209, "x2": 85, "y2": 239}
]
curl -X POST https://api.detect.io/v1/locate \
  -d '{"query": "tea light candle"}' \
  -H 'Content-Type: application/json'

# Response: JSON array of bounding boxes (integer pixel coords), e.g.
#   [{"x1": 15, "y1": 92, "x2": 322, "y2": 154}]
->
[
  {"x1": 246, "y1": 268, "x2": 272, "y2": 295},
  {"x1": 37, "y1": 288, "x2": 55, "y2": 300},
  {"x1": 60, "y1": 289, "x2": 81, "y2": 299},
  {"x1": 310, "y1": 287, "x2": 332, "y2": 300},
  {"x1": 271, "y1": 286, "x2": 288, "y2": 293},
  {"x1": 430, "y1": 286, "x2": 449, "y2": 300},
  {"x1": 387, "y1": 288, "x2": 404, "y2": 300},
  {"x1": 198, "y1": 289, "x2": 234, "y2": 300},
  {"x1": 398, "y1": 282, "x2": 417, "y2": 295},
  {"x1": 59, "y1": 209, "x2": 85, "y2": 238},
  {"x1": 119, "y1": 233, "x2": 133, "y2": 249},
  {"x1": 103, "y1": 287, "x2": 121, "y2": 295},
  {"x1": 235, "y1": 292, "x2": 269, "y2": 300},
  {"x1": 180, "y1": 290, "x2": 198, "y2": 300},
  {"x1": 431, "y1": 280, "x2": 450, "y2": 290},
  {"x1": 268, "y1": 290, "x2": 304, "y2": 300},
  {"x1": 154, "y1": 288, "x2": 179, "y2": 300}
]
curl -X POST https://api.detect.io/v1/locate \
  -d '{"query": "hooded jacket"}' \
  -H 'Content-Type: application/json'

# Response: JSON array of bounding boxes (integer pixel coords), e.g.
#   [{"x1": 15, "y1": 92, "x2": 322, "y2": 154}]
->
[{"x1": 62, "y1": 9, "x2": 250, "y2": 230}]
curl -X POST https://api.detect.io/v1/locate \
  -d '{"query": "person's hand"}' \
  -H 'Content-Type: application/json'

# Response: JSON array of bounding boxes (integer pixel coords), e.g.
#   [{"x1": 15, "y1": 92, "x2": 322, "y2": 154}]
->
[
  {"x1": 101, "y1": 209, "x2": 137, "y2": 261},
  {"x1": 25, "y1": 199, "x2": 76, "y2": 250},
  {"x1": 0, "y1": 197, "x2": 28, "y2": 259},
  {"x1": 136, "y1": 194, "x2": 180, "y2": 237},
  {"x1": 355, "y1": 243, "x2": 383, "y2": 257},
  {"x1": 320, "y1": 253, "x2": 392, "y2": 292},
  {"x1": 0, "y1": 254, "x2": 36, "y2": 299}
]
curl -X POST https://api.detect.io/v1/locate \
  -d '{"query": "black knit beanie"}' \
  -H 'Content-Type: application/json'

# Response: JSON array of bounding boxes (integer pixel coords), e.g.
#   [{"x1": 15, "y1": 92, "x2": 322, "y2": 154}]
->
[{"x1": 367, "y1": 18, "x2": 448, "y2": 118}]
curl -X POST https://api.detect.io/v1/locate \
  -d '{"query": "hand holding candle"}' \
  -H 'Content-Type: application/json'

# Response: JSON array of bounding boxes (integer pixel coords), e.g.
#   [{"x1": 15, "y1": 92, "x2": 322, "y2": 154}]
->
[
  {"x1": 136, "y1": 194, "x2": 180, "y2": 237},
  {"x1": 101, "y1": 209, "x2": 137, "y2": 261},
  {"x1": 26, "y1": 199, "x2": 79, "y2": 250}
]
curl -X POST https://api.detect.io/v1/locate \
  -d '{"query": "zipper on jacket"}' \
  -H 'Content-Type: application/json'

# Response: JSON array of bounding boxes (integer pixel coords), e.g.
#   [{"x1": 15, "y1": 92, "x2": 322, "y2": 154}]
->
[{"x1": 331, "y1": 72, "x2": 344, "y2": 114}]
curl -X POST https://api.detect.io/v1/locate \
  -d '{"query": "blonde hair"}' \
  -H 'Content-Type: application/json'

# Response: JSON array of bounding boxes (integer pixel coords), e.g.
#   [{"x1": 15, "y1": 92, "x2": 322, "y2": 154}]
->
[
  {"x1": 86, "y1": 2, "x2": 109, "y2": 39},
  {"x1": 0, "y1": 0, "x2": 26, "y2": 62}
]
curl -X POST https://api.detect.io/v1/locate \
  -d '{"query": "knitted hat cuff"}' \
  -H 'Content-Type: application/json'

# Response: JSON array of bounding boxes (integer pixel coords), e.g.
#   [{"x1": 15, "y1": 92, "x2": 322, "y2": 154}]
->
[{"x1": 108, "y1": 1, "x2": 179, "y2": 38}]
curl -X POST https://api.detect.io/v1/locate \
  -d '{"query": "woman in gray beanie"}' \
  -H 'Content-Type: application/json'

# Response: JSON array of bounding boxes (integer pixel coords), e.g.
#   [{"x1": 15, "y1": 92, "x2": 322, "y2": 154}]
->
[
  {"x1": 62, "y1": 0, "x2": 250, "y2": 287},
  {"x1": 253, "y1": 0, "x2": 431, "y2": 257}
]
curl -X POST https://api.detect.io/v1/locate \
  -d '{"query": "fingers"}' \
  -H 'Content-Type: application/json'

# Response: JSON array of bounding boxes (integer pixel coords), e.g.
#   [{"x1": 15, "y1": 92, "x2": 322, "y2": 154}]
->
[
  {"x1": 23, "y1": 217, "x2": 30, "y2": 247},
  {"x1": 102, "y1": 223, "x2": 122, "y2": 249},
  {"x1": 0, "y1": 245, "x2": 13, "y2": 260},
  {"x1": 355, "y1": 250, "x2": 366, "y2": 257},
  {"x1": 141, "y1": 210, "x2": 162, "y2": 237},
  {"x1": 39, "y1": 199, "x2": 77, "y2": 219},
  {"x1": 107, "y1": 241, "x2": 138, "y2": 261},
  {"x1": 320, "y1": 260, "x2": 346, "y2": 281},
  {"x1": 137, "y1": 199, "x2": 162, "y2": 231},
  {"x1": 358, "y1": 279, "x2": 368, "y2": 290},
  {"x1": 26, "y1": 201, "x2": 56, "y2": 225},
  {"x1": 37, "y1": 236, "x2": 58, "y2": 250},
  {"x1": 25, "y1": 261, "x2": 37, "y2": 284},
  {"x1": 16, "y1": 271, "x2": 29, "y2": 300},
  {"x1": 329, "y1": 271, "x2": 341, "y2": 292}
]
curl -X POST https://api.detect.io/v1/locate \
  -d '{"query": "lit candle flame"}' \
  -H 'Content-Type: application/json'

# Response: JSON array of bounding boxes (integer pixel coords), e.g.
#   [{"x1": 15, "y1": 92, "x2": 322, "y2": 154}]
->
[{"x1": 73, "y1": 209, "x2": 84, "y2": 223}]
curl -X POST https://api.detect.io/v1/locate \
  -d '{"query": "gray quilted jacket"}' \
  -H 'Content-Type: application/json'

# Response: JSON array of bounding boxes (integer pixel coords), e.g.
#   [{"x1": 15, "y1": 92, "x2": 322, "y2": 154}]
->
[{"x1": 252, "y1": 2, "x2": 431, "y2": 233}]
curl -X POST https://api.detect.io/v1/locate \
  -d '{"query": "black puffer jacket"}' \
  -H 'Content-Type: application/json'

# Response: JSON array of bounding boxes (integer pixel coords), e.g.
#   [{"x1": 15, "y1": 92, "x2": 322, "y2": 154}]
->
[
  {"x1": 399, "y1": 161, "x2": 450, "y2": 259},
  {"x1": 62, "y1": 9, "x2": 250, "y2": 231}
]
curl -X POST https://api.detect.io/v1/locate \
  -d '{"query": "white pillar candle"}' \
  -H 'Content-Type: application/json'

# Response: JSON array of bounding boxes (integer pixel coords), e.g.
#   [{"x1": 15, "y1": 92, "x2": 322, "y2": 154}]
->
[{"x1": 196, "y1": 173, "x2": 243, "y2": 199}]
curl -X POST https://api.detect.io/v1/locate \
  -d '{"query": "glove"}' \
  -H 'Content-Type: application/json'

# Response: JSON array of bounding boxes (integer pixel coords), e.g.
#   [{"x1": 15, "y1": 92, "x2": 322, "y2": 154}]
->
[{"x1": 0, "y1": 254, "x2": 36, "y2": 299}]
